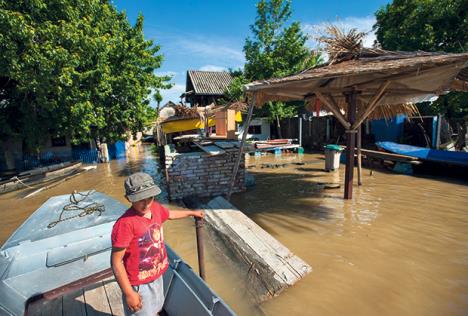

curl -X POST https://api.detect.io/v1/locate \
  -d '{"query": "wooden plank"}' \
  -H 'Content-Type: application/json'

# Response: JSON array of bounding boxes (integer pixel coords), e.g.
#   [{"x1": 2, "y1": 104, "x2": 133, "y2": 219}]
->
[
  {"x1": 83, "y1": 281, "x2": 113, "y2": 315},
  {"x1": 360, "y1": 148, "x2": 419, "y2": 160},
  {"x1": 204, "y1": 196, "x2": 311, "y2": 302},
  {"x1": 45, "y1": 162, "x2": 82, "y2": 178},
  {"x1": 102, "y1": 279, "x2": 125, "y2": 316},
  {"x1": 360, "y1": 148, "x2": 422, "y2": 164},
  {"x1": 63, "y1": 289, "x2": 87, "y2": 316}
]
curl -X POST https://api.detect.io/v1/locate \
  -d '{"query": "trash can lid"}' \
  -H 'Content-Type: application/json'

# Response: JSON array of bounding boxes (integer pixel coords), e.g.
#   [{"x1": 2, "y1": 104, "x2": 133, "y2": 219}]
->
[{"x1": 324, "y1": 144, "x2": 343, "y2": 151}]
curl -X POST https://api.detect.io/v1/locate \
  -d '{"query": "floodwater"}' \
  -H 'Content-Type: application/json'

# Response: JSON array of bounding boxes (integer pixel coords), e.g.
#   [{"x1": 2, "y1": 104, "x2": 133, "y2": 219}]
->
[{"x1": 1, "y1": 145, "x2": 467, "y2": 316}]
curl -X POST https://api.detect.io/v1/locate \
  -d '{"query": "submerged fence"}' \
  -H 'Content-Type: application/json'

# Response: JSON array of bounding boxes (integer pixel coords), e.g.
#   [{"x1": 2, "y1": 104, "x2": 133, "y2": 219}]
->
[{"x1": 17, "y1": 141, "x2": 126, "y2": 171}]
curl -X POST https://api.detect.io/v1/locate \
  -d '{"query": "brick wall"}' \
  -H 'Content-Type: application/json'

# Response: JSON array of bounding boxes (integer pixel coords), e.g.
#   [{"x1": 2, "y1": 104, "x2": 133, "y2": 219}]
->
[{"x1": 165, "y1": 148, "x2": 246, "y2": 200}]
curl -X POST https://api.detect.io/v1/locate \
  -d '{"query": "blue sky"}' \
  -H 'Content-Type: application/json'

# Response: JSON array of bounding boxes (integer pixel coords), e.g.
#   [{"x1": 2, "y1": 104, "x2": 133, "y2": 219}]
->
[{"x1": 112, "y1": 0, "x2": 391, "y2": 106}]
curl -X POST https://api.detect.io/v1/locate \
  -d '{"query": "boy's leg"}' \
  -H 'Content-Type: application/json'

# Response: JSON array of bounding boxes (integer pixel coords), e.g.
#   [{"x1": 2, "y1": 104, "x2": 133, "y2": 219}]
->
[{"x1": 123, "y1": 277, "x2": 164, "y2": 316}]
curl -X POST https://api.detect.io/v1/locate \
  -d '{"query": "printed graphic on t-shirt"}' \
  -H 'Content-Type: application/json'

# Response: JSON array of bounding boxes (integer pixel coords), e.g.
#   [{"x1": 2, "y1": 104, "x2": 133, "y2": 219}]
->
[{"x1": 137, "y1": 223, "x2": 168, "y2": 281}]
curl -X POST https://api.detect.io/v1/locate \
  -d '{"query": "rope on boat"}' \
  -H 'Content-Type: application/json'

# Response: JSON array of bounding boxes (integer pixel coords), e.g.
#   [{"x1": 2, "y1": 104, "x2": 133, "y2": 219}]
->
[{"x1": 47, "y1": 190, "x2": 105, "y2": 228}]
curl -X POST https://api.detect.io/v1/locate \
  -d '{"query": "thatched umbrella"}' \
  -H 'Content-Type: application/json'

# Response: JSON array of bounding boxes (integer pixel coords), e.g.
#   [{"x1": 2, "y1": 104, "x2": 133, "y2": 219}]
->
[{"x1": 237, "y1": 26, "x2": 468, "y2": 200}]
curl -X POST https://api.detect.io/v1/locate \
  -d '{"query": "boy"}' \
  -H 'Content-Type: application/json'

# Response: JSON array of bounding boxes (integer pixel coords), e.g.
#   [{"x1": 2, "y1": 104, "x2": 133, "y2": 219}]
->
[{"x1": 111, "y1": 172, "x2": 204, "y2": 315}]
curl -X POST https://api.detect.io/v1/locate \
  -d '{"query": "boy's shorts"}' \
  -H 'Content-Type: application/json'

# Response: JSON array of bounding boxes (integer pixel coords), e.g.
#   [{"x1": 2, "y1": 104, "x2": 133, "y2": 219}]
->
[{"x1": 123, "y1": 277, "x2": 164, "y2": 316}]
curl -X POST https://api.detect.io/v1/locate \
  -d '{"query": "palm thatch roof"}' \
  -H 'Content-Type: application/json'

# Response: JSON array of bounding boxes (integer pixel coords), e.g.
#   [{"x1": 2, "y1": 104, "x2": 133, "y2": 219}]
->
[{"x1": 245, "y1": 26, "x2": 468, "y2": 122}]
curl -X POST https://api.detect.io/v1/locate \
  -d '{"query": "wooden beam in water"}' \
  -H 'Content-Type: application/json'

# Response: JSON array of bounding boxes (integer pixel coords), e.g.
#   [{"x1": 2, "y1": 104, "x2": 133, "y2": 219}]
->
[{"x1": 203, "y1": 196, "x2": 312, "y2": 302}]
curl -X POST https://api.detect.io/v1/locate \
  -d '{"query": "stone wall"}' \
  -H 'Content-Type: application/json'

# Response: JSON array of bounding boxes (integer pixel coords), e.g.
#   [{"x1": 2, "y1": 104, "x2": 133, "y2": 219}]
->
[{"x1": 165, "y1": 148, "x2": 246, "y2": 200}]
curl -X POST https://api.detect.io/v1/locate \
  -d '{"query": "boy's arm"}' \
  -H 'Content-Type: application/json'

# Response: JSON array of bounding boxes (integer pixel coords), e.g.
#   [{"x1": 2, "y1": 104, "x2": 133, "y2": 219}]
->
[
  {"x1": 111, "y1": 248, "x2": 142, "y2": 312},
  {"x1": 168, "y1": 209, "x2": 204, "y2": 220}
]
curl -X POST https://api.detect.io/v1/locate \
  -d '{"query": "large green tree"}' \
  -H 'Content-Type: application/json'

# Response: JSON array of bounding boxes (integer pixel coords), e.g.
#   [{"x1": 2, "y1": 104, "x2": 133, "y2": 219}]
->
[
  {"x1": 0, "y1": 0, "x2": 170, "y2": 152},
  {"x1": 374, "y1": 0, "x2": 468, "y2": 148},
  {"x1": 242, "y1": 0, "x2": 322, "y2": 137}
]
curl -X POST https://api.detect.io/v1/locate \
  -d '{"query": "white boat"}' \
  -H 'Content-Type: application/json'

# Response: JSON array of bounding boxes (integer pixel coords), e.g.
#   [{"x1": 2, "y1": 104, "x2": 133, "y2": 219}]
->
[{"x1": 0, "y1": 191, "x2": 235, "y2": 316}]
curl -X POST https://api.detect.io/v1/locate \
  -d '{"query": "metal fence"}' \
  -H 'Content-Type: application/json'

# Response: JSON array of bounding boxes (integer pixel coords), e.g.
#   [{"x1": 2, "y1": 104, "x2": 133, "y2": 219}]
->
[{"x1": 17, "y1": 141, "x2": 126, "y2": 171}]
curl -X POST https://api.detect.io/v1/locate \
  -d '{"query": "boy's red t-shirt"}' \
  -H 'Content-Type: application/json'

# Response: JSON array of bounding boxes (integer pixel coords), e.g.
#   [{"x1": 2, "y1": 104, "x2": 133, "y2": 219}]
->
[{"x1": 111, "y1": 201, "x2": 170, "y2": 285}]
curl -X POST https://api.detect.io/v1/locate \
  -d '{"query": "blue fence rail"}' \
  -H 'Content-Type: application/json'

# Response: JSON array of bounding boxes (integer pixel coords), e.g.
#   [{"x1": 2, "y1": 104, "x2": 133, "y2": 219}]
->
[
  {"x1": 16, "y1": 141, "x2": 126, "y2": 171},
  {"x1": 72, "y1": 149, "x2": 99, "y2": 164}
]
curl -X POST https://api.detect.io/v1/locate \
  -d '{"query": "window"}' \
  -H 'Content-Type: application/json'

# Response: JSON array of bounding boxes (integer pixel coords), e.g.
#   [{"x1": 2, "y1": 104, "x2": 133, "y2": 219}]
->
[
  {"x1": 51, "y1": 136, "x2": 66, "y2": 147},
  {"x1": 248, "y1": 125, "x2": 262, "y2": 134}
]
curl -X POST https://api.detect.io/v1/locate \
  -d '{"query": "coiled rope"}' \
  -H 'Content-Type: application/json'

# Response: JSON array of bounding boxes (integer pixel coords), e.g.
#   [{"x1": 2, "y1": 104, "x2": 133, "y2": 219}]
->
[{"x1": 47, "y1": 190, "x2": 105, "y2": 228}]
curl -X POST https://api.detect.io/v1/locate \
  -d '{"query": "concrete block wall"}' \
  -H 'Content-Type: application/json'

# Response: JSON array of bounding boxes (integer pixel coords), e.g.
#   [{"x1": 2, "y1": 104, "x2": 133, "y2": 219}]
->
[{"x1": 165, "y1": 148, "x2": 245, "y2": 200}]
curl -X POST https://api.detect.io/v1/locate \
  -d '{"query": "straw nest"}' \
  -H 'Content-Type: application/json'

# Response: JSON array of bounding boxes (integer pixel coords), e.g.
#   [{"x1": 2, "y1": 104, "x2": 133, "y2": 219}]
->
[
  {"x1": 173, "y1": 105, "x2": 201, "y2": 118},
  {"x1": 226, "y1": 101, "x2": 248, "y2": 112}
]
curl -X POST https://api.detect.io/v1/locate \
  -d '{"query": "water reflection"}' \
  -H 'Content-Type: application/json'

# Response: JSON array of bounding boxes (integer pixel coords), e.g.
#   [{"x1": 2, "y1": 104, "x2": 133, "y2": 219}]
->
[
  {"x1": 233, "y1": 152, "x2": 468, "y2": 316},
  {"x1": 0, "y1": 144, "x2": 260, "y2": 315}
]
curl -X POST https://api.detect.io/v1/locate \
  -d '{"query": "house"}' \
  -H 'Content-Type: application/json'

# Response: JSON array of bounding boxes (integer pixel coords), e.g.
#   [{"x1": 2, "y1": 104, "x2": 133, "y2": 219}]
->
[
  {"x1": 0, "y1": 134, "x2": 73, "y2": 173},
  {"x1": 183, "y1": 70, "x2": 233, "y2": 107},
  {"x1": 237, "y1": 117, "x2": 271, "y2": 141}
]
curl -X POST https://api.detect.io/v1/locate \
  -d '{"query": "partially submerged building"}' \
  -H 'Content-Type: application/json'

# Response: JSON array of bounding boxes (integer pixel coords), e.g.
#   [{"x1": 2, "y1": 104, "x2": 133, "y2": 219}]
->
[{"x1": 156, "y1": 103, "x2": 247, "y2": 200}]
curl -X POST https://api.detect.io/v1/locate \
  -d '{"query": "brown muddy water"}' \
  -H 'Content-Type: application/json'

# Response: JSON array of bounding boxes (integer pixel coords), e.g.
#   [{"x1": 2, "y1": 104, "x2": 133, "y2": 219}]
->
[{"x1": 1, "y1": 145, "x2": 467, "y2": 315}]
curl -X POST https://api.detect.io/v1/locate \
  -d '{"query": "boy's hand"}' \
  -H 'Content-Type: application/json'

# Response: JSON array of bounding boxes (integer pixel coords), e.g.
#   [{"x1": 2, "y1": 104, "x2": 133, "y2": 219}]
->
[
  {"x1": 126, "y1": 290, "x2": 142, "y2": 313},
  {"x1": 192, "y1": 210, "x2": 205, "y2": 219}
]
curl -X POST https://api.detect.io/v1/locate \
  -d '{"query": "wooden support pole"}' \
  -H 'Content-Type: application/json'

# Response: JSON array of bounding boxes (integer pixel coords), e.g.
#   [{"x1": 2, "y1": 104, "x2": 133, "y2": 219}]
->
[
  {"x1": 298, "y1": 115, "x2": 302, "y2": 147},
  {"x1": 315, "y1": 92, "x2": 351, "y2": 130},
  {"x1": 195, "y1": 217, "x2": 206, "y2": 280},
  {"x1": 357, "y1": 125, "x2": 362, "y2": 186},
  {"x1": 351, "y1": 81, "x2": 391, "y2": 130},
  {"x1": 344, "y1": 92, "x2": 357, "y2": 199},
  {"x1": 227, "y1": 94, "x2": 256, "y2": 200}
]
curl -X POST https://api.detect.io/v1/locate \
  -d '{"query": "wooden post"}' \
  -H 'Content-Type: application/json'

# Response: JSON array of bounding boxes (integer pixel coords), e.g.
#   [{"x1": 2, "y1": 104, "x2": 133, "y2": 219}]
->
[
  {"x1": 344, "y1": 92, "x2": 357, "y2": 199},
  {"x1": 195, "y1": 217, "x2": 206, "y2": 280},
  {"x1": 435, "y1": 114, "x2": 442, "y2": 149},
  {"x1": 298, "y1": 115, "x2": 302, "y2": 147},
  {"x1": 357, "y1": 124, "x2": 362, "y2": 186},
  {"x1": 227, "y1": 94, "x2": 256, "y2": 200}
]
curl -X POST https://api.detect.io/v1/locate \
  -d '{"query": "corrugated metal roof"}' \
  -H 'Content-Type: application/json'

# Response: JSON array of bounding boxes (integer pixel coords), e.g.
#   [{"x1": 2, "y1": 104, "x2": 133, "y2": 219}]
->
[{"x1": 187, "y1": 70, "x2": 233, "y2": 95}]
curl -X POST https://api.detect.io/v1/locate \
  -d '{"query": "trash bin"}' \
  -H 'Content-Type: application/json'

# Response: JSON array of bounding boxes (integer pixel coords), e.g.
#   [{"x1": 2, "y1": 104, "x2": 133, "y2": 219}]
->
[{"x1": 324, "y1": 144, "x2": 343, "y2": 171}]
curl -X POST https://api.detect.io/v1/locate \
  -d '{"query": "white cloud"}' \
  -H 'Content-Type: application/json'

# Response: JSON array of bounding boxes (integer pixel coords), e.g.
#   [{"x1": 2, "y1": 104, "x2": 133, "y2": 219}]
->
[
  {"x1": 303, "y1": 16, "x2": 377, "y2": 49},
  {"x1": 176, "y1": 37, "x2": 244, "y2": 64},
  {"x1": 199, "y1": 65, "x2": 228, "y2": 72}
]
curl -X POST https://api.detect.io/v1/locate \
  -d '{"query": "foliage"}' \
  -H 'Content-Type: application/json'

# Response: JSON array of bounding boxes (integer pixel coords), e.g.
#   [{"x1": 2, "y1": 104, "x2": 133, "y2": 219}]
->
[
  {"x1": 243, "y1": 0, "x2": 322, "y2": 136},
  {"x1": 374, "y1": 0, "x2": 467, "y2": 53},
  {"x1": 0, "y1": 0, "x2": 171, "y2": 152},
  {"x1": 374, "y1": 0, "x2": 468, "y2": 121},
  {"x1": 244, "y1": 0, "x2": 320, "y2": 80},
  {"x1": 224, "y1": 70, "x2": 249, "y2": 103}
]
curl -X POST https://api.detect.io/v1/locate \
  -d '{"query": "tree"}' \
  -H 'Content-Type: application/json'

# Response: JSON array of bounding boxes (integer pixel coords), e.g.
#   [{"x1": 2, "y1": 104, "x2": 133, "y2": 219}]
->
[
  {"x1": 224, "y1": 69, "x2": 248, "y2": 103},
  {"x1": 0, "y1": 0, "x2": 171, "y2": 152},
  {"x1": 154, "y1": 91, "x2": 163, "y2": 112},
  {"x1": 374, "y1": 0, "x2": 468, "y2": 148},
  {"x1": 243, "y1": 0, "x2": 322, "y2": 138}
]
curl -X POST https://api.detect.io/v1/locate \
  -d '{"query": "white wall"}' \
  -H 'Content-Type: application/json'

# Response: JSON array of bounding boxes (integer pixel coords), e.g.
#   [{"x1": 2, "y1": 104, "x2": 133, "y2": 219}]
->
[{"x1": 238, "y1": 117, "x2": 270, "y2": 141}]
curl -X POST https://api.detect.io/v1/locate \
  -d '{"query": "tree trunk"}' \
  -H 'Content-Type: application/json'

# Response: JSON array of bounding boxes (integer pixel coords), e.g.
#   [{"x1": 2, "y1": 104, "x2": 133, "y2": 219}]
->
[{"x1": 276, "y1": 115, "x2": 283, "y2": 139}]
